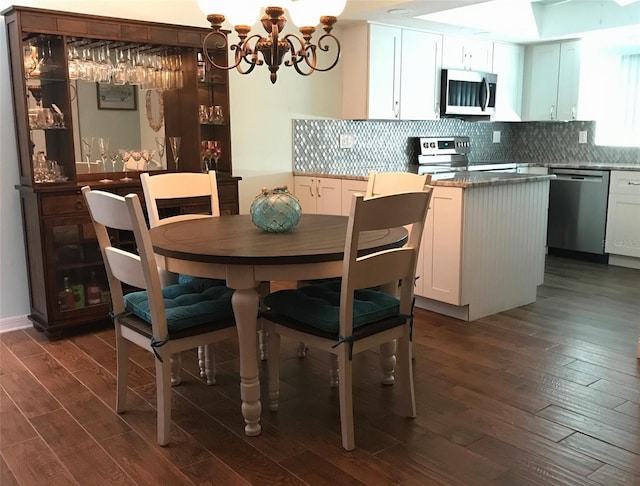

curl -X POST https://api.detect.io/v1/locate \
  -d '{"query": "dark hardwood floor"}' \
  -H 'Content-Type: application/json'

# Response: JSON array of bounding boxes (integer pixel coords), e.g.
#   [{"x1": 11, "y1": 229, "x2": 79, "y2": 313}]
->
[{"x1": 1, "y1": 255, "x2": 639, "y2": 485}]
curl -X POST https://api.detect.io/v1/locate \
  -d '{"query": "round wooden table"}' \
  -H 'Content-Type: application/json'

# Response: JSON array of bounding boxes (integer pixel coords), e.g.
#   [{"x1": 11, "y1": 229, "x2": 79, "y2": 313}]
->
[{"x1": 150, "y1": 213, "x2": 407, "y2": 436}]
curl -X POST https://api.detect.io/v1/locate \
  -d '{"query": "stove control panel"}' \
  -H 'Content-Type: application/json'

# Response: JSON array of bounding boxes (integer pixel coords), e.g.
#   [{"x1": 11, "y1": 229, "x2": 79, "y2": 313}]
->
[{"x1": 418, "y1": 136, "x2": 471, "y2": 155}]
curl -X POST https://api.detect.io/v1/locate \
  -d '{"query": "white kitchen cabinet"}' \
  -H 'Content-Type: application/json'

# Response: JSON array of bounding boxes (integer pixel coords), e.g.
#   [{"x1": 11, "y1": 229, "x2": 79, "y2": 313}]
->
[
  {"x1": 605, "y1": 171, "x2": 640, "y2": 260},
  {"x1": 294, "y1": 176, "x2": 342, "y2": 215},
  {"x1": 522, "y1": 40, "x2": 583, "y2": 121},
  {"x1": 491, "y1": 42, "x2": 524, "y2": 121},
  {"x1": 419, "y1": 186, "x2": 463, "y2": 304},
  {"x1": 340, "y1": 179, "x2": 368, "y2": 216},
  {"x1": 442, "y1": 36, "x2": 493, "y2": 72},
  {"x1": 341, "y1": 22, "x2": 442, "y2": 120}
]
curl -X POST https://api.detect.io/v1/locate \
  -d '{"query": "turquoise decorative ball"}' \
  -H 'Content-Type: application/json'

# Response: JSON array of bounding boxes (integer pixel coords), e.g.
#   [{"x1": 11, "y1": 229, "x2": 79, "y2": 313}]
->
[{"x1": 250, "y1": 186, "x2": 302, "y2": 233}]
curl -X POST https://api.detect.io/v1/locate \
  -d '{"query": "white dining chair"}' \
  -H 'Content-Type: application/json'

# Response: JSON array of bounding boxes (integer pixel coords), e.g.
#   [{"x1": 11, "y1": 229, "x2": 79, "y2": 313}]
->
[
  {"x1": 262, "y1": 189, "x2": 432, "y2": 450},
  {"x1": 82, "y1": 187, "x2": 237, "y2": 446},
  {"x1": 141, "y1": 170, "x2": 223, "y2": 386},
  {"x1": 297, "y1": 170, "x2": 432, "y2": 387}
]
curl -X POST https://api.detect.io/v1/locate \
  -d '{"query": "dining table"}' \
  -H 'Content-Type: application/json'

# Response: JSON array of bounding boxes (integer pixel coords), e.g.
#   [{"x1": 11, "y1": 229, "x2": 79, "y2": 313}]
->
[{"x1": 149, "y1": 213, "x2": 408, "y2": 437}]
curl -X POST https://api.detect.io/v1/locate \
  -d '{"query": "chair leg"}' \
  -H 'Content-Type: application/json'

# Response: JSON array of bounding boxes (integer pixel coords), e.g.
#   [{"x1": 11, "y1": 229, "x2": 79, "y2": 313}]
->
[
  {"x1": 170, "y1": 353, "x2": 182, "y2": 386},
  {"x1": 115, "y1": 336, "x2": 129, "y2": 414},
  {"x1": 329, "y1": 354, "x2": 339, "y2": 388},
  {"x1": 379, "y1": 339, "x2": 397, "y2": 385},
  {"x1": 156, "y1": 355, "x2": 173, "y2": 446},
  {"x1": 267, "y1": 325, "x2": 280, "y2": 412},
  {"x1": 204, "y1": 344, "x2": 216, "y2": 385},
  {"x1": 337, "y1": 348, "x2": 355, "y2": 451},
  {"x1": 396, "y1": 333, "x2": 416, "y2": 419}
]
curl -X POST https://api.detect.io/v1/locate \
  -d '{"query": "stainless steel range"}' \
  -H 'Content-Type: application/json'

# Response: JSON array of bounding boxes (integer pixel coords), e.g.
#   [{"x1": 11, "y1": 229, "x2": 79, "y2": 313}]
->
[{"x1": 414, "y1": 136, "x2": 470, "y2": 176}]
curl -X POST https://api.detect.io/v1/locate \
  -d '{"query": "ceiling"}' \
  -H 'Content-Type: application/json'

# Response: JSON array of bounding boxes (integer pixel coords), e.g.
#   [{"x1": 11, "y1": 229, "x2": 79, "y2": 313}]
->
[{"x1": 340, "y1": 0, "x2": 640, "y2": 45}]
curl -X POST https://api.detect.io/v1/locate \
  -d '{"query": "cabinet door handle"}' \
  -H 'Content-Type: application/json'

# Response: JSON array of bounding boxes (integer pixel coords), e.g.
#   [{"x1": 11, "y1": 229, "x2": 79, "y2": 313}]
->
[
  {"x1": 550, "y1": 105, "x2": 555, "y2": 120},
  {"x1": 628, "y1": 181, "x2": 640, "y2": 186},
  {"x1": 394, "y1": 100, "x2": 399, "y2": 119},
  {"x1": 572, "y1": 106, "x2": 576, "y2": 119},
  {"x1": 317, "y1": 179, "x2": 322, "y2": 198},
  {"x1": 75, "y1": 201, "x2": 84, "y2": 210},
  {"x1": 309, "y1": 180, "x2": 314, "y2": 197}
]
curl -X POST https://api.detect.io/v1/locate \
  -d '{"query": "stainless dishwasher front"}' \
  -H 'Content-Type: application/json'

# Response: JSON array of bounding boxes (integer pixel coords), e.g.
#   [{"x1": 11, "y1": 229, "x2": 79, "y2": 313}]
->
[{"x1": 547, "y1": 169, "x2": 610, "y2": 255}]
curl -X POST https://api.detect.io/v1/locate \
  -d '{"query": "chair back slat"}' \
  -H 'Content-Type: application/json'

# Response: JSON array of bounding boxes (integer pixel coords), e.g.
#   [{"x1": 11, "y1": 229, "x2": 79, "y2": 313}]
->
[
  {"x1": 105, "y1": 248, "x2": 147, "y2": 290},
  {"x1": 349, "y1": 248, "x2": 416, "y2": 290},
  {"x1": 351, "y1": 191, "x2": 432, "y2": 231},
  {"x1": 365, "y1": 170, "x2": 431, "y2": 198},
  {"x1": 141, "y1": 171, "x2": 220, "y2": 228}
]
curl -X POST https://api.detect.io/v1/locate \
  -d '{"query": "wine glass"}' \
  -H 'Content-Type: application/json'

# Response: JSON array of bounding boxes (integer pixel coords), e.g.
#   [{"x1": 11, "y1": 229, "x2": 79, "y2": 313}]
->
[
  {"x1": 130, "y1": 150, "x2": 144, "y2": 171},
  {"x1": 168, "y1": 136, "x2": 181, "y2": 171},
  {"x1": 97, "y1": 137, "x2": 112, "y2": 182},
  {"x1": 154, "y1": 137, "x2": 166, "y2": 168},
  {"x1": 81, "y1": 137, "x2": 94, "y2": 169},
  {"x1": 141, "y1": 149, "x2": 156, "y2": 170},
  {"x1": 119, "y1": 149, "x2": 133, "y2": 181},
  {"x1": 210, "y1": 141, "x2": 222, "y2": 172}
]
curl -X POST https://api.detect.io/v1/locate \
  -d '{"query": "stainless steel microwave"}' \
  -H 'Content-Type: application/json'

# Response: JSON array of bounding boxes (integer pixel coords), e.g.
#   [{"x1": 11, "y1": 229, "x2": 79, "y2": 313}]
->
[{"x1": 440, "y1": 69, "x2": 497, "y2": 118}]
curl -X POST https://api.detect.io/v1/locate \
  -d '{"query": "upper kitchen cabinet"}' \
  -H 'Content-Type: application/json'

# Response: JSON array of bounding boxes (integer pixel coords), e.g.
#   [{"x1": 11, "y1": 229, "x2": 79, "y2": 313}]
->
[
  {"x1": 491, "y1": 42, "x2": 524, "y2": 121},
  {"x1": 522, "y1": 40, "x2": 584, "y2": 121},
  {"x1": 442, "y1": 36, "x2": 493, "y2": 72},
  {"x1": 341, "y1": 22, "x2": 442, "y2": 120}
]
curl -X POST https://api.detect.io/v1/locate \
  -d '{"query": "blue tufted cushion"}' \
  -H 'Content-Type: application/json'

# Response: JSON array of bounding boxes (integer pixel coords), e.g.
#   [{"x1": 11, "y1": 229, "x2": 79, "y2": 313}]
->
[
  {"x1": 263, "y1": 281, "x2": 399, "y2": 334},
  {"x1": 124, "y1": 281, "x2": 234, "y2": 332},
  {"x1": 177, "y1": 274, "x2": 226, "y2": 289}
]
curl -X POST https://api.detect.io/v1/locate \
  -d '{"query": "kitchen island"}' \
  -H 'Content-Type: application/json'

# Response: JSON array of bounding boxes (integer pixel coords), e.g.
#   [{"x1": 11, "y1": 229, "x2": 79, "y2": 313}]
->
[{"x1": 416, "y1": 171, "x2": 554, "y2": 321}]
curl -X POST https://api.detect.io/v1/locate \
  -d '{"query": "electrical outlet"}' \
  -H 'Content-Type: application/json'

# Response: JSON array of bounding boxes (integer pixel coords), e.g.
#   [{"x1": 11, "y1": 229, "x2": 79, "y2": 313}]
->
[
  {"x1": 492, "y1": 131, "x2": 501, "y2": 143},
  {"x1": 579, "y1": 131, "x2": 588, "y2": 144},
  {"x1": 339, "y1": 133, "x2": 355, "y2": 149}
]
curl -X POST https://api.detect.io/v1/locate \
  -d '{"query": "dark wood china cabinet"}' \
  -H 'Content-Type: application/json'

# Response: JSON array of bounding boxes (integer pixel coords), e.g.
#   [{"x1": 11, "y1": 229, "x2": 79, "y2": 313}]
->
[{"x1": 3, "y1": 6, "x2": 240, "y2": 339}]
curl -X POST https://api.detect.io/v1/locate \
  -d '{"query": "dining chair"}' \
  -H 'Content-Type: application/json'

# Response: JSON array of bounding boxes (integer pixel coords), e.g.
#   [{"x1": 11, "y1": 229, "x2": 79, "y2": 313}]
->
[
  {"x1": 263, "y1": 189, "x2": 432, "y2": 450},
  {"x1": 141, "y1": 170, "x2": 224, "y2": 386},
  {"x1": 82, "y1": 186, "x2": 237, "y2": 446},
  {"x1": 297, "y1": 170, "x2": 432, "y2": 387}
]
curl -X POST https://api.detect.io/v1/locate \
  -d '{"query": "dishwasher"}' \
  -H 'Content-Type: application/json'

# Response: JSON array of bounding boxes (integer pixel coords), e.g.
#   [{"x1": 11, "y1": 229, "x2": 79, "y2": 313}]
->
[{"x1": 547, "y1": 168, "x2": 610, "y2": 256}]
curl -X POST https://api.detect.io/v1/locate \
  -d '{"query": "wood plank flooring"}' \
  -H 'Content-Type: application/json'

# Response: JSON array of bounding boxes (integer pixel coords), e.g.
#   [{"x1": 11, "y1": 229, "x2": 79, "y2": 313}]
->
[{"x1": 1, "y1": 255, "x2": 639, "y2": 485}]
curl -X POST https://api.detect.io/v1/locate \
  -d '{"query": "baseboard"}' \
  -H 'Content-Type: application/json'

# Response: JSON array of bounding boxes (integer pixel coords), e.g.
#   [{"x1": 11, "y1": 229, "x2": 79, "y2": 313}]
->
[
  {"x1": 0, "y1": 315, "x2": 31, "y2": 334},
  {"x1": 414, "y1": 296, "x2": 470, "y2": 321},
  {"x1": 609, "y1": 254, "x2": 640, "y2": 270}
]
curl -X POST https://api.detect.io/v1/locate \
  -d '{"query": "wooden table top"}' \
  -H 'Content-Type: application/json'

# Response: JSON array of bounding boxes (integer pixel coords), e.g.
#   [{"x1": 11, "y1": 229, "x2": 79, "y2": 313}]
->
[{"x1": 150, "y1": 214, "x2": 407, "y2": 265}]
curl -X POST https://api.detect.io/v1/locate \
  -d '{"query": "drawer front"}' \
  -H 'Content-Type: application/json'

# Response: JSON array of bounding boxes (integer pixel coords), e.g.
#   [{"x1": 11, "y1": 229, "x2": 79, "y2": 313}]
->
[
  {"x1": 610, "y1": 171, "x2": 640, "y2": 196},
  {"x1": 41, "y1": 192, "x2": 87, "y2": 215}
]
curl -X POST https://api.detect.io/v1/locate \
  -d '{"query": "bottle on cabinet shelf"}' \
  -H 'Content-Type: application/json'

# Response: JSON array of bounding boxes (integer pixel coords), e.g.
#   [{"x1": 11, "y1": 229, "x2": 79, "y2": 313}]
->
[
  {"x1": 86, "y1": 271, "x2": 102, "y2": 305},
  {"x1": 58, "y1": 276, "x2": 75, "y2": 311}
]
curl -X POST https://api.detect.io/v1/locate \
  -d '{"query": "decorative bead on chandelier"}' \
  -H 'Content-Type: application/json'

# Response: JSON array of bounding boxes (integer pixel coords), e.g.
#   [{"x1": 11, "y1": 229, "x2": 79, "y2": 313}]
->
[{"x1": 196, "y1": 0, "x2": 346, "y2": 84}]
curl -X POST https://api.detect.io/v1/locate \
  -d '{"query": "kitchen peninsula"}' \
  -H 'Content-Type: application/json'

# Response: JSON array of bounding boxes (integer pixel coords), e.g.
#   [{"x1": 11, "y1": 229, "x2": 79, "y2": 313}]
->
[
  {"x1": 416, "y1": 171, "x2": 553, "y2": 321},
  {"x1": 294, "y1": 170, "x2": 554, "y2": 322}
]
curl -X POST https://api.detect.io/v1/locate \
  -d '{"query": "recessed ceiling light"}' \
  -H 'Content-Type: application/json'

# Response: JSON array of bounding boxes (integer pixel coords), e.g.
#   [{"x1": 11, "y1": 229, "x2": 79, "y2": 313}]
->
[{"x1": 388, "y1": 8, "x2": 411, "y2": 15}]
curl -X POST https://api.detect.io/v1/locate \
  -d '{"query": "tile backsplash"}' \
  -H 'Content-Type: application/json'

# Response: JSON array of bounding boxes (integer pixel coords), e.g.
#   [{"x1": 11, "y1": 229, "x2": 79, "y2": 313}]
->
[{"x1": 293, "y1": 118, "x2": 640, "y2": 176}]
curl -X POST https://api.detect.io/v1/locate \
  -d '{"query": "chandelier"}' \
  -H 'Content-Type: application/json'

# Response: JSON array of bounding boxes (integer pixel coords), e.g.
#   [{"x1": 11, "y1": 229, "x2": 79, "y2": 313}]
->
[{"x1": 196, "y1": 0, "x2": 346, "y2": 84}]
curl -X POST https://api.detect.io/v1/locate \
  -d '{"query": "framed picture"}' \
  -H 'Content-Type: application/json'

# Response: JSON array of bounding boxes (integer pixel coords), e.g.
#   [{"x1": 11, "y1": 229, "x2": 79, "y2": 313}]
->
[{"x1": 96, "y1": 83, "x2": 137, "y2": 110}]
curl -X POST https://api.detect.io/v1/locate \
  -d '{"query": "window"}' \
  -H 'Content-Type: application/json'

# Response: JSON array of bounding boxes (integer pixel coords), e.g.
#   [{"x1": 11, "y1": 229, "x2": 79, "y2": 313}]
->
[{"x1": 585, "y1": 43, "x2": 640, "y2": 147}]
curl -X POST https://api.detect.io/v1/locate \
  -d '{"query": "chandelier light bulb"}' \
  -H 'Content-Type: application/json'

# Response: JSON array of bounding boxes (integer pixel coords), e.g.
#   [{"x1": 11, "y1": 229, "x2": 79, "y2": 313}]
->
[
  {"x1": 287, "y1": 0, "x2": 324, "y2": 27},
  {"x1": 323, "y1": 0, "x2": 347, "y2": 17}
]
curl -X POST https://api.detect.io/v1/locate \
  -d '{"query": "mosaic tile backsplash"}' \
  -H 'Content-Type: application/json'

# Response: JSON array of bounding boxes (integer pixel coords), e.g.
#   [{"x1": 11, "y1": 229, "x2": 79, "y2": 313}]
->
[{"x1": 293, "y1": 119, "x2": 640, "y2": 177}]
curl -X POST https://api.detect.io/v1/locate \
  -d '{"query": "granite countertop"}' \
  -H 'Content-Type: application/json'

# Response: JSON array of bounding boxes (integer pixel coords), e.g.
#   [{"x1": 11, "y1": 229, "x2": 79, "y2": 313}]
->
[
  {"x1": 432, "y1": 172, "x2": 555, "y2": 188},
  {"x1": 518, "y1": 162, "x2": 640, "y2": 171}
]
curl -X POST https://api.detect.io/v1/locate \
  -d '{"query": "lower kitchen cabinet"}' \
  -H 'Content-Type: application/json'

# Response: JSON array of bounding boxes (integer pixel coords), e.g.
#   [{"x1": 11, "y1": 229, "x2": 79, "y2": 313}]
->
[
  {"x1": 17, "y1": 176, "x2": 240, "y2": 339},
  {"x1": 419, "y1": 186, "x2": 463, "y2": 304},
  {"x1": 605, "y1": 171, "x2": 640, "y2": 263},
  {"x1": 293, "y1": 176, "x2": 342, "y2": 215},
  {"x1": 341, "y1": 179, "x2": 368, "y2": 215}
]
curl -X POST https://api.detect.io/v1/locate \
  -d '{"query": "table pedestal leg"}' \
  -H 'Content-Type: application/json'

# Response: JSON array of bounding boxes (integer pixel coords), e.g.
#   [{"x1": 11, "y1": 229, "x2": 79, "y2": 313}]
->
[{"x1": 232, "y1": 287, "x2": 262, "y2": 436}]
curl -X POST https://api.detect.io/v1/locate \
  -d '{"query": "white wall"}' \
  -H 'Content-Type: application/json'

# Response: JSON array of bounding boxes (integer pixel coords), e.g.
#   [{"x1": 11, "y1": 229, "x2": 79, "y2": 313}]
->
[{"x1": 0, "y1": 1, "x2": 342, "y2": 324}]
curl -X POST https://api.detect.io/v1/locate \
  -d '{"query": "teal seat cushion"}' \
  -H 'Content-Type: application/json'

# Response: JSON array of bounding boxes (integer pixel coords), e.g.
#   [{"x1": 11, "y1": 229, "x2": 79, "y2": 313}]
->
[
  {"x1": 124, "y1": 281, "x2": 234, "y2": 332},
  {"x1": 177, "y1": 274, "x2": 226, "y2": 289},
  {"x1": 263, "y1": 281, "x2": 399, "y2": 334}
]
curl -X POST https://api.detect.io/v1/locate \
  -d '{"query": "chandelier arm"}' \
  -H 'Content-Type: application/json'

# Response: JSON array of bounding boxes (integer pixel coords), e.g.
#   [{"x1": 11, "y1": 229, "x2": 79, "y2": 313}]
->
[
  {"x1": 305, "y1": 33, "x2": 341, "y2": 73},
  {"x1": 282, "y1": 33, "x2": 309, "y2": 68}
]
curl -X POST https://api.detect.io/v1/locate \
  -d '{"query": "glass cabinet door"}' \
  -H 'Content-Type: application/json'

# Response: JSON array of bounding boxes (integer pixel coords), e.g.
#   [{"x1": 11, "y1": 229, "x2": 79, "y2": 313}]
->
[{"x1": 23, "y1": 34, "x2": 75, "y2": 184}]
